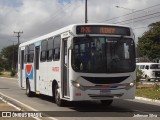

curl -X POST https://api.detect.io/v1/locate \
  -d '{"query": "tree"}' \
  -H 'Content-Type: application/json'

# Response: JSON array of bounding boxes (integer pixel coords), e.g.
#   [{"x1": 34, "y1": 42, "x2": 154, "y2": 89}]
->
[
  {"x1": 1, "y1": 44, "x2": 18, "y2": 70},
  {"x1": 138, "y1": 21, "x2": 160, "y2": 60}
]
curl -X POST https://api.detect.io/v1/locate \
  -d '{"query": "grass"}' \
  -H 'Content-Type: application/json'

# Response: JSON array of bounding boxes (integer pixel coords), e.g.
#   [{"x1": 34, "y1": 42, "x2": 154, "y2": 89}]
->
[
  {"x1": 0, "y1": 71, "x2": 18, "y2": 78},
  {"x1": 136, "y1": 86, "x2": 160, "y2": 100}
]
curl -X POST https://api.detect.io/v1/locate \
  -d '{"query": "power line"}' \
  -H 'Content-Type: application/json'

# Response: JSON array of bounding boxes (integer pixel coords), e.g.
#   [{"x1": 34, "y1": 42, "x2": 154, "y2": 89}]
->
[
  {"x1": 50, "y1": 1, "x2": 74, "y2": 21},
  {"x1": 113, "y1": 11, "x2": 160, "y2": 24},
  {"x1": 116, "y1": 14, "x2": 160, "y2": 26},
  {"x1": 96, "y1": 3, "x2": 160, "y2": 23}
]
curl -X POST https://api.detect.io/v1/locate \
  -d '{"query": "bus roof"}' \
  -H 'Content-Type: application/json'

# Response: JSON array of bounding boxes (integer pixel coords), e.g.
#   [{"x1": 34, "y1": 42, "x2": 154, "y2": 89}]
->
[{"x1": 19, "y1": 23, "x2": 131, "y2": 47}]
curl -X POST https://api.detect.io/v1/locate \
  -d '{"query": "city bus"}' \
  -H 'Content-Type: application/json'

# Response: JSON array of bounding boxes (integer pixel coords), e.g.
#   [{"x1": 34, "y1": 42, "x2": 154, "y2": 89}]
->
[{"x1": 18, "y1": 23, "x2": 136, "y2": 106}]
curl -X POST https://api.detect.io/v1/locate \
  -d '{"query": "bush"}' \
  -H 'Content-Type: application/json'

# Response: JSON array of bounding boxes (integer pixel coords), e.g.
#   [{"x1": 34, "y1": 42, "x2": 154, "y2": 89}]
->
[
  {"x1": 0, "y1": 67, "x2": 3, "y2": 75},
  {"x1": 136, "y1": 69, "x2": 144, "y2": 82},
  {"x1": 10, "y1": 69, "x2": 17, "y2": 76}
]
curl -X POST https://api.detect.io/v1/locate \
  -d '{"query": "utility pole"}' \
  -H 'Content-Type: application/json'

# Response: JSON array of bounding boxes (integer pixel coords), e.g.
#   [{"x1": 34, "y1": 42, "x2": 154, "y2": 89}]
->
[
  {"x1": 14, "y1": 31, "x2": 23, "y2": 45},
  {"x1": 85, "y1": 0, "x2": 88, "y2": 23}
]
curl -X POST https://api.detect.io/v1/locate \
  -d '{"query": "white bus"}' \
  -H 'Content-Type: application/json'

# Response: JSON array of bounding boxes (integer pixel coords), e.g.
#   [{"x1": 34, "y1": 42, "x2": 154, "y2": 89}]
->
[
  {"x1": 18, "y1": 23, "x2": 136, "y2": 106},
  {"x1": 136, "y1": 63, "x2": 160, "y2": 81}
]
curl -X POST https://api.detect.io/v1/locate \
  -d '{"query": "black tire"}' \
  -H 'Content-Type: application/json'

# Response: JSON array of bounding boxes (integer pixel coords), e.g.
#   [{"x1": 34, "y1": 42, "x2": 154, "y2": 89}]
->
[
  {"x1": 101, "y1": 100, "x2": 113, "y2": 106},
  {"x1": 26, "y1": 80, "x2": 34, "y2": 97},
  {"x1": 54, "y1": 84, "x2": 65, "y2": 106}
]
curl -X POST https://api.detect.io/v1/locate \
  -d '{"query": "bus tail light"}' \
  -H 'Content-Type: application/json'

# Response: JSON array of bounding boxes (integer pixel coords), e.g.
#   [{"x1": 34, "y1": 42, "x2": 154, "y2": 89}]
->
[{"x1": 72, "y1": 81, "x2": 85, "y2": 91}]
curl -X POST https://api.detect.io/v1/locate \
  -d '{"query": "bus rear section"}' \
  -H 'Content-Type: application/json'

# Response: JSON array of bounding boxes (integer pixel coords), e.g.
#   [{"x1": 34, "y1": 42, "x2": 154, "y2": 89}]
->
[{"x1": 136, "y1": 63, "x2": 160, "y2": 81}]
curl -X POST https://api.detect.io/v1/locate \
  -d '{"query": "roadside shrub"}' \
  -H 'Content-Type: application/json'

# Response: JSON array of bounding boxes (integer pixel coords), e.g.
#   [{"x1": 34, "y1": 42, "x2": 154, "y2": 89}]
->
[
  {"x1": 136, "y1": 69, "x2": 144, "y2": 87},
  {"x1": 0, "y1": 67, "x2": 3, "y2": 75},
  {"x1": 136, "y1": 69, "x2": 144, "y2": 82},
  {"x1": 10, "y1": 69, "x2": 17, "y2": 76}
]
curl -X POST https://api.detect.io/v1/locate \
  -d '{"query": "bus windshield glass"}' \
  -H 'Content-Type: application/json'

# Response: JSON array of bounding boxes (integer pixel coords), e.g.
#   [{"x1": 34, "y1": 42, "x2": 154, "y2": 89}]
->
[{"x1": 71, "y1": 37, "x2": 136, "y2": 73}]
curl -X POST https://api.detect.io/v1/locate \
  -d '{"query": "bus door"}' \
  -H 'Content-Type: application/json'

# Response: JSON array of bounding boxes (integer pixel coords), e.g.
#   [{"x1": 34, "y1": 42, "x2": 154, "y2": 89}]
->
[
  {"x1": 34, "y1": 46, "x2": 40, "y2": 92},
  {"x1": 20, "y1": 49, "x2": 25, "y2": 88},
  {"x1": 62, "y1": 38, "x2": 70, "y2": 97}
]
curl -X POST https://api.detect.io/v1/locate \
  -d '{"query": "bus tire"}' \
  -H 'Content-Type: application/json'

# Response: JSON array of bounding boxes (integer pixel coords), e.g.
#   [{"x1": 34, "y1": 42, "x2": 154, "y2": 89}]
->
[
  {"x1": 54, "y1": 84, "x2": 65, "y2": 106},
  {"x1": 100, "y1": 100, "x2": 113, "y2": 106},
  {"x1": 26, "y1": 79, "x2": 33, "y2": 97}
]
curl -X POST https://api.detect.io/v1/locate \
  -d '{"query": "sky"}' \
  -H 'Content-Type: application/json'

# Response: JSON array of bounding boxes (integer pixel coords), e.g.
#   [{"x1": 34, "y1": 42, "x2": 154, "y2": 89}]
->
[{"x1": 0, "y1": 0, "x2": 160, "y2": 49}]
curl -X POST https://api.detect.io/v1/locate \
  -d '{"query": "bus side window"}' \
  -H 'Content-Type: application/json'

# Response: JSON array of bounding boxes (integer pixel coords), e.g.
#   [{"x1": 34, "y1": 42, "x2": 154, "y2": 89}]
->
[
  {"x1": 40, "y1": 40, "x2": 47, "y2": 62},
  {"x1": 47, "y1": 37, "x2": 53, "y2": 61},
  {"x1": 24, "y1": 46, "x2": 29, "y2": 63},
  {"x1": 28, "y1": 44, "x2": 34, "y2": 63},
  {"x1": 53, "y1": 36, "x2": 61, "y2": 60}
]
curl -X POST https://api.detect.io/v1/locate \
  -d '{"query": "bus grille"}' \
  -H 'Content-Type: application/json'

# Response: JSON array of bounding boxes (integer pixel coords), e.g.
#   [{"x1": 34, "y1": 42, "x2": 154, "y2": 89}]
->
[{"x1": 81, "y1": 76, "x2": 129, "y2": 84}]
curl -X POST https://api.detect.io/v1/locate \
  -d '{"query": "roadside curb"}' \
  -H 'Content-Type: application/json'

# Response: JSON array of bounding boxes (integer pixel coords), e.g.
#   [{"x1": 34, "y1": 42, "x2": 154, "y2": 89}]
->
[
  {"x1": 0, "y1": 77, "x2": 18, "y2": 80},
  {"x1": 135, "y1": 96, "x2": 160, "y2": 103}
]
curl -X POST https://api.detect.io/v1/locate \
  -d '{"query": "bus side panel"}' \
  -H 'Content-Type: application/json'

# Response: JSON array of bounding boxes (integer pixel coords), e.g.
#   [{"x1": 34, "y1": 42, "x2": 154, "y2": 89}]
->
[
  {"x1": 39, "y1": 62, "x2": 48, "y2": 94},
  {"x1": 25, "y1": 63, "x2": 35, "y2": 91},
  {"x1": 47, "y1": 61, "x2": 61, "y2": 96}
]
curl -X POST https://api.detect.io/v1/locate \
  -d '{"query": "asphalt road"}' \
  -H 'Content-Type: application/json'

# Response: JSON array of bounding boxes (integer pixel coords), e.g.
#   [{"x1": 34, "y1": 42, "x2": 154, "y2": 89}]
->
[{"x1": 0, "y1": 77, "x2": 160, "y2": 120}]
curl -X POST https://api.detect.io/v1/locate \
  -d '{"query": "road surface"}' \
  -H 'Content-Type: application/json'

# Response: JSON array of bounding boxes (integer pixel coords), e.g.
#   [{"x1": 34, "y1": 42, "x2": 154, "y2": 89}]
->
[{"x1": 0, "y1": 77, "x2": 160, "y2": 120}]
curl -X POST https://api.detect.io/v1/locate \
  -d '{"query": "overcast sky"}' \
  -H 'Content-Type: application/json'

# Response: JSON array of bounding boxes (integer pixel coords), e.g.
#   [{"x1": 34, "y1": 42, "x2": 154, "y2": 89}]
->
[{"x1": 0, "y1": 0, "x2": 160, "y2": 48}]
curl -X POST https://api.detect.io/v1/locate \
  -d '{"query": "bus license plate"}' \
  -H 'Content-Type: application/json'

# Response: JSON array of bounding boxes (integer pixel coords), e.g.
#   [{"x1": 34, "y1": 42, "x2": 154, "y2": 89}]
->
[{"x1": 100, "y1": 90, "x2": 110, "y2": 95}]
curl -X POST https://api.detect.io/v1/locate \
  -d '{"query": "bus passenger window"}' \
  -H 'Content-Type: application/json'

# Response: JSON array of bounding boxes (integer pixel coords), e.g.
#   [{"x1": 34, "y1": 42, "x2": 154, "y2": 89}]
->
[
  {"x1": 47, "y1": 37, "x2": 53, "y2": 61},
  {"x1": 24, "y1": 46, "x2": 29, "y2": 63},
  {"x1": 28, "y1": 44, "x2": 34, "y2": 63},
  {"x1": 53, "y1": 36, "x2": 61, "y2": 60},
  {"x1": 40, "y1": 40, "x2": 47, "y2": 62},
  {"x1": 53, "y1": 48, "x2": 60, "y2": 60}
]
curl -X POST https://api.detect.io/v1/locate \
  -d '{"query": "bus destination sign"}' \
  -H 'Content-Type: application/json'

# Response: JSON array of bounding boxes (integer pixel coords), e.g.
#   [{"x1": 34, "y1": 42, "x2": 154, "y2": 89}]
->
[{"x1": 76, "y1": 25, "x2": 130, "y2": 36}]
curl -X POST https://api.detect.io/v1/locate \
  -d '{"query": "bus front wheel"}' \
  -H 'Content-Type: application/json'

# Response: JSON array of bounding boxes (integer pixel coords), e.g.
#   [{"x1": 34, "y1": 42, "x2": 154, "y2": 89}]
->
[
  {"x1": 54, "y1": 84, "x2": 65, "y2": 106},
  {"x1": 100, "y1": 100, "x2": 113, "y2": 106}
]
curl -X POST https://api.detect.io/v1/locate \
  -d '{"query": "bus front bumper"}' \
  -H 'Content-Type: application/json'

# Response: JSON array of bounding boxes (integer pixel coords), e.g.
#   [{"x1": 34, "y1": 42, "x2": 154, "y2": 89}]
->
[{"x1": 70, "y1": 81, "x2": 136, "y2": 101}]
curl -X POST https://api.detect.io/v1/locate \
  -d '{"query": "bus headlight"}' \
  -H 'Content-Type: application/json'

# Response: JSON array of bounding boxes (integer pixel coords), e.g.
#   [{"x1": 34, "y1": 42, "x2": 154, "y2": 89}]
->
[
  {"x1": 125, "y1": 80, "x2": 136, "y2": 90},
  {"x1": 129, "y1": 82, "x2": 134, "y2": 87},
  {"x1": 72, "y1": 81, "x2": 85, "y2": 91}
]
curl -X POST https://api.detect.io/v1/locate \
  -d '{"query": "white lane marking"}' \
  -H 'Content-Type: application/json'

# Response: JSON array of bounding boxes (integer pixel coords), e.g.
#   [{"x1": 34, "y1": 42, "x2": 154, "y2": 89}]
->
[{"x1": 0, "y1": 92, "x2": 58, "y2": 120}]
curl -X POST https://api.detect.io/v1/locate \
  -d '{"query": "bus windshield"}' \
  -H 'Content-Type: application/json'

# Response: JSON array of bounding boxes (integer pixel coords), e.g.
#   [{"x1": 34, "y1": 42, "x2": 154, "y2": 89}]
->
[{"x1": 71, "y1": 36, "x2": 136, "y2": 73}]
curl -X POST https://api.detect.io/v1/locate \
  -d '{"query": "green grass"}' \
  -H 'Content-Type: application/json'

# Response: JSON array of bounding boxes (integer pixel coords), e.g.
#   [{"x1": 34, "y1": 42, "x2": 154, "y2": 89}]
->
[{"x1": 136, "y1": 87, "x2": 160, "y2": 100}]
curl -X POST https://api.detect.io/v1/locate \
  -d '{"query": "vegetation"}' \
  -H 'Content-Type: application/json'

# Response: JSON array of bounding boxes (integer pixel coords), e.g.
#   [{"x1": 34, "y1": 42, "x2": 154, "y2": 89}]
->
[
  {"x1": 136, "y1": 69, "x2": 144, "y2": 82},
  {"x1": 136, "y1": 86, "x2": 160, "y2": 100},
  {"x1": 136, "y1": 68, "x2": 160, "y2": 100},
  {"x1": 138, "y1": 21, "x2": 160, "y2": 60},
  {"x1": 10, "y1": 69, "x2": 17, "y2": 77},
  {"x1": 0, "y1": 44, "x2": 18, "y2": 70}
]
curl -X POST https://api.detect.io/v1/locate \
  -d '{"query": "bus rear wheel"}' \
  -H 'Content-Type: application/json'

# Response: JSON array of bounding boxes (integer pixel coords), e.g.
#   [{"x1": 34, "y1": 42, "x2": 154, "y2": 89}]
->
[
  {"x1": 54, "y1": 84, "x2": 65, "y2": 106},
  {"x1": 100, "y1": 100, "x2": 113, "y2": 106}
]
